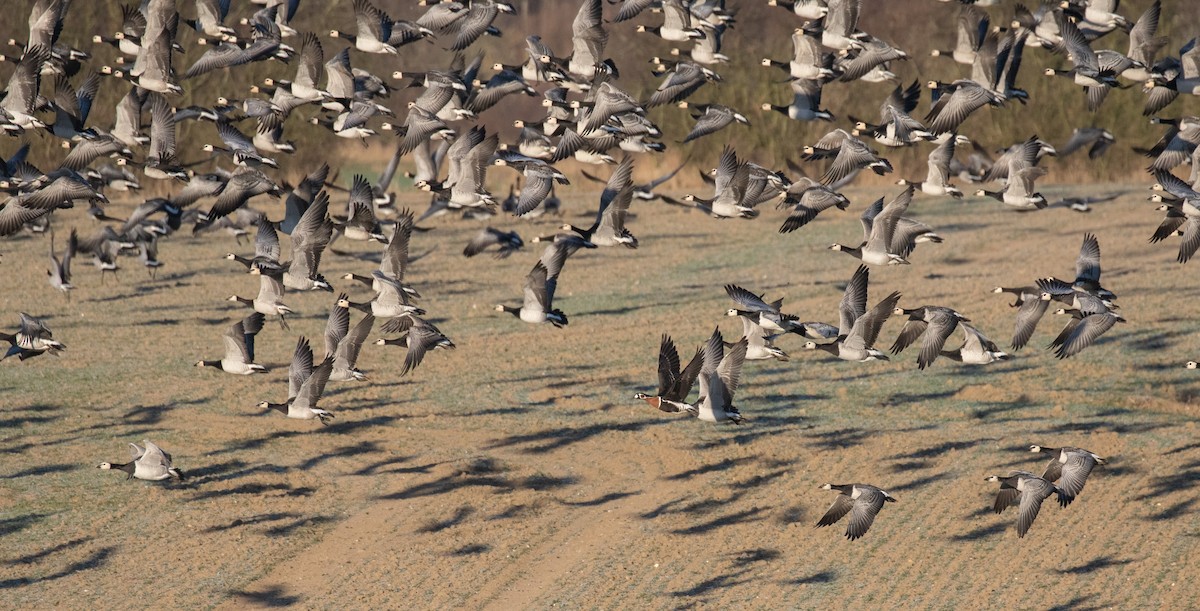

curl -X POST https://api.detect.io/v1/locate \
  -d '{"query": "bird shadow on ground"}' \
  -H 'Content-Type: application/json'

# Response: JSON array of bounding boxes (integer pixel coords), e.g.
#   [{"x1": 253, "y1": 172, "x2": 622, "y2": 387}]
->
[
  {"x1": 448, "y1": 543, "x2": 491, "y2": 556},
  {"x1": 203, "y1": 512, "x2": 301, "y2": 534},
  {"x1": 5, "y1": 536, "x2": 91, "y2": 565},
  {"x1": 1057, "y1": 556, "x2": 1134, "y2": 575},
  {"x1": 664, "y1": 456, "x2": 759, "y2": 481},
  {"x1": 556, "y1": 490, "x2": 640, "y2": 507},
  {"x1": 782, "y1": 569, "x2": 838, "y2": 585},
  {"x1": 417, "y1": 505, "x2": 474, "y2": 533},
  {"x1": 486, "y1": 419, "x2": 668, "y2": 454},
  {"x1": 0, "y1": 512, "x2": 51, "y2": 537},
  {"x1": 229, "y1": 585, "x2": 300, "y2": 608},
  {"x1": 1047, "y1": 594, "x2": 1105, "y2": 611},
  {"x1": 375, "y1": 457, "x2": 578, "y2": 501},
  {"x1": 949, "y1": 521, "x2": 1007, "y2": 542},
  {"x1": 670, "y1": 548, "x2": 779, "y2": 599},
  {"x1": 0, "y1": 546, "x2": 115, "y2": 590}
]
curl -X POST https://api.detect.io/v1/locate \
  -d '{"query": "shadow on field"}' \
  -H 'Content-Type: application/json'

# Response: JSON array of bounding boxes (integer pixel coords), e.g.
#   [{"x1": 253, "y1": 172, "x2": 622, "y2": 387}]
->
[
  {"x1": 783, "y1": 569, "x2": 837, "y2": 585},
  {"x1": 486, "y1": 419, "x2": 670, "y2": 454},
  {"x1": 666, "y1": 456, "x2": 759, "y2": 480},
  {"x1": 0, "y1": 513, "x2": 51, "y2": 537},
  {"x1": 949, "y1": 522, "x2": 1007, "y2": 542},
  {"x1": 204, "y1": 512, "x2": 302, "y2": 534},
  {"x1": 6, "y1": 537, "x2": 93, "y2": 568},
  {"x1": 449, "y1": 543, "x2": 491, "y2": 556},
  {"x1": 0, "y1": 546, "x2": 114, "y2": 590},
  {"x1": 891, "y1": 438, "x2": 998, "y2": 460},
  {"x1": 556, "y1": 490, "x2": 640, "y2": 507},
  {"x1": 1047, "y1": 594, "x2": 1104, "y2": 611},
  {"x1": 417, "y1": 505, "x2": 474, "y2": 533},
  {"x1": 230, "y1": 584, "x2": 301, "y2": 607},
  {"x1": 670, "y1": 548, "x2": 779, "y2": 598},
  {"x1": 376, "y1": 457, "x2": 577, "y2": 501},
  {"x1": 2, "y1": 463, "x2": 80, "y2": 479},
  {"x1": 1058, "y1": 556, "x2": 1134, "y2": 574}
]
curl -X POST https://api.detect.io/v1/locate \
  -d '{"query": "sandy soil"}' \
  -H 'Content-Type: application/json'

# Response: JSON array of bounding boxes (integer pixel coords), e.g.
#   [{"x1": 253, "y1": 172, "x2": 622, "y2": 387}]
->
[{"x1": 1, "y1": 181, "x2": 1199, "y2": 609}]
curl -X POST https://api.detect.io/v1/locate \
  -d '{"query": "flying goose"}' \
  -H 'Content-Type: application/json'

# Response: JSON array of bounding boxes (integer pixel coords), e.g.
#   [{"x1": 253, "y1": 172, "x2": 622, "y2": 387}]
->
[
  {"x1": 495, "y1": 261, "x2": 567, "y2": 327},
  {"x1": 98, "y1": 440, "x2": 183, "y2": 481},
  {"x1": 1030, "y1": 445, "x2": 1107, "y2": 506},
  {"x1": 837, "y1": 38, "x2": 908, "y2": 84},
  {"x1": 777, "y1": 178, "x2": 850, "y2": 233},
  {"x1": 1, "y1": 312, "x2": 65, "y2": 361},
  {"x1": 326, "y1": 298, "x2": 374, "y2": 382},
  {"x1": 203, "y1": 120, "x2": 279, "y2": 169},
  {"x1": 761, "y1": 77, "x2": 834, "y2": 122},
  {"x1": 761, "y1": 28, "x2": 834, "y2": 81},
  {"x1": 333, "y1": 177, "x2": 388, "y2": 244},
  {"x1": 816, "y1": 483, "x2": 896, "y2": 540},
  {"x1": 342, "y1": 210, "x2": 419, "y2": 300},
  {"x1": 464, "y1": 227, "x2": 523, "y2": 258},
  {"x1": 636, "y1": 0, "x2": 704, "y2": 42},
  {"x1": 683, "y1": 146, "x2": 758, "y2": 219},
  {"x1": 559, "y1": 156, "x2": 637, "y2": 248},
  {"x1": 930, "y1": 5, "x2": 988, "y2": 65},
  {"x1": 1043, "y1": 18, "x2": 1120, "y2": 111},
  {"x1": 1059, "y1": 127, "x2": 1116, "y2": 159},
  {"x1": 737, "y1": 316, "x2": 790, "y2": 362},
  {"x1": 898, "y1": 135, "x2": 964, "y2": 197},
  {"x1": 993, "y1": 286, "x2": 1053, "y2": 350},
  {"x1": 493, "y1": 154, "x2": 569, "y2": 217},
  {"x1": 829, "y1": 185, "x2": 914, "y2": 265},
  {"x1": 852, "y1": 81, "x2": 930, "y2": 148},
  {"x1": 985, "y1": 471, "x2": 1060, "y2": 538},
  {"x1": 923, "y1": 79, "x2": 1003, "y2": 135},
  {"x1": 375, "y1": 315, "x2": 455, "y2": 376},
  {"x1": 804, "y1": 264, "x2": 901, "y2": 362},
  {"x1": 974, "y1": 166, "x2": 1048, "y2": 210},
  {"x1": 331, "y1": 0, "x2": 407, "y2": 55},
  {"x1": 447, "y1": 0, "x2": 514, "y2": 52},
  {"x1": 889, "y1": 305, "x2": 970, "y2": 369},
  {"x1": 939, "y1": 323, "x2": 1010, "y2": 365},
  {"x1": 679, "y1": 102, "x2": 749, "y2": 143},
  {"x1": 47, "y1": 230, "x2": 75, "y2": 297},
  {"x1": 690, "y1": 327, "x2": 747, "y2": 424},
  {"x1": 196, "y1": 313, "x2": 267, "y2": 375},
  {"x1": 0, "y1": 45, "x2": 50, "y2": 132},
  {"x1": 1046, "y1": 308, "x2": 1125, "y2": 359},
  {"x1": 645, "y1": 61, "x2": 720, "y2": 108},
  {"x1": 258, "y1": 337, "x2": 335, "y2": 424},
  {"x1": 635, "y1": 334, "x2": 704, "y2": 414},
  {"x1": 724, "y1": 284, "x2": 808, "y2": 336},
  {"x1": 858, "y1": 192, "x2": 942, "y2": 260},
  {"x1": 804, "y1": 129, "x2": 893, "y2": 187},
  {"x1": 230, "y1": 265, "x2": 294, "y2": 329},
  {"x1": 820, "y1": 0, "x2": 866, "y2": 51},
  {"x1": 281, "y1": 190, "x2": 334, "y2": 292}
]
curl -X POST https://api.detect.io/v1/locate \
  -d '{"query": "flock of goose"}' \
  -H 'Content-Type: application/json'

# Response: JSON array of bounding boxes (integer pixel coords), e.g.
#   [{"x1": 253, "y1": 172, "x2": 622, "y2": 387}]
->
[{"x1": 0, "y1": 0, "x2": 1195, "y2": 545}]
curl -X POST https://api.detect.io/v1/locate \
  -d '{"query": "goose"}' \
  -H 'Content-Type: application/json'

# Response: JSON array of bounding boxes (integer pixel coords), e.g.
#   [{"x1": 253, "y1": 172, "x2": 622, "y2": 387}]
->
[
  {"x1": 230, "y1": 265, "x2": 294, "y2": 329},
  {"x1": 332, "y1": 179, "x2": 389, "y2": 246},
  {"x1": 898, "y1": 135, "x2": 964, "y2": 197},
  {"x1": 374, "y1": 315, "x2": 455, "y2": 376},
  {"x1": 204, "y1": 120, "x2": 278, "y2": 169},
  {"x1": 687, "y1": 22, "x2": 728, "y2": 65},
  {"x1": 347, "y1": 271, "x2": 426, "y2": 322},
  {"x1": 1043, "y1": 232, "x2": 1116, "y2": 299},
  {"x1": 342, "y1": 211, "x2": 421, "y2": 301},
  {"x1": 98, "y1": 440, "x2": 183, "y2": 481},
  {"x1": 816, "y1": 483, "x2": 896, "y2": 540},
  {"x1": 0, "y1": 45, "x2": 49, "y2": 132},
  {"x1": 464, "y1": 227, "x2": 523, "y2": 258},
  {"x1": 447, "y1": 0, "x2": 514, "y2": 52},
  {"x1": 1, "y1": 312, "x2": 65, "y2": 361},
  {"x1": 46, "y1": 230, "x2": 75, "y2": 297},
  {"x1": 331, "y1": 0, "x2": 402, "y2": 55},
  {"x1": 992, "y1": 286, "x2": 1052, "y2": 350},
  {"x1": 761, "y1": 78, "x2": 834, "y2": 122},
  {"x1": 804, "y1": 129, "x2": 892, "y2": 186},
  {"x1": 281, "y1": 190, "x2": 333, "y2": 292},
  {"x1": 689, "y1": 327, "x2": 747, "y2": 424},
  {"x1": 820, "y1": 0, "x2": 865, "y2": 51},
  {"x1": 1059, "y1": 127, "x2": 1115, "y2": 159},
  {"x1": 737, "y1": 316, "x2": 789, "y2": 362},
  {"x1": 761, "y1": 29, "x2": 835, "y2": 81},
  {"x1": 419, "y1": 125, "x2": 497, "y2": 211},
  {"x1": 325, "y1": 299, "x2": 373, "y2": 382},
  {"x1": 1042, "y1": 18, "x2": 1120, "y2": 110},
  {"x1": 837, "y1": 39, "x2": 908, "y2": 84},
  {"x1": 644, "y1": 61, "x2": 719, "y2": 108},
  {"x1": 804, "y1": 264, "x2": 901, "y2": 362},
  {"x1": 559, "y1": 156, "x2": 637, "y2": 248},
  {"x1": 196, "y1": 313, "x2": 267, "y2": 375},
  {"x1": 1030, "y1": 445, "x2": 1107, "y2": 506},
  {"x1": 86, "y1": 163, "x2": 142, "y2": 193},
  {"x1": 889, "y1": 305, "x2": 970, "y2": 369},
  {"x1": 1149, "y1": 170, "x2": 1200, "y2": 262},
  {"x1": 47, "y1": 73, "x2": 99, "y2": 142},
  {"x1": 185, "y1": 0, "x2": 236, "y2": 38},
  {"x1": 123, "y1": 16, "x2": 182, "y2": 95},
  {"x1": 767, "y1": 0, "x2": 828, "y2": 18},
  {"x1": 683, "y1": 146, "x2": 758, "y2": 219},
  {"x1": 930, "y1": 5, "x2": 988, "y2": 65},
  {"x1": 923, "y1": 79, "x2": 1003, "y2": 135},
  {"x1": 777, "y1": 178, "x2": 850, "y2": 233},
  {"x1": 493, "y1": 154, "x2": 569, "y2": 217},
  {"x1": 985, "y1": 471, "x2": 1060, "y2": 538},
  {"x1": 724, "y1": 284, "x2": 809, "y2": 336},
  {"x1": 467, "y1": 69, "x2": 536, "y2": 114},
  {"x1": 495, "y1": 261, "x2": 568, "y2": 327},
  {"x1": 636, "y1": 0, "x2": 704, "y2": 42},
  {"x1": 940, "y1": 323, "x2": 1010, "y2": 365},
  {"x1": 142, "y1": 93, "x2": 189, "y2": 182},
  {"x1": 258, "y1": 337, "x2": 335, "y2": 425},
  {"x1": 1046, "y1": 309, "x2": 1125, "y2": 359},
  {"x1": 679, "y1": 102, "x2": 749, "y2": 143},
  {"x1": 635, "y1": 334, "x2": 704, "y2": 413},
  {"x1": 856, "y1": 193, "x2": 942, "y2": 260},
  {"x1": 974, "y1": 166, "x2": 1047, "y2": 209},
  {"x1": 853, "y1": 81, "x2": 930, "y2": 148},
  {"x1": 1122, "y1": 1, "x2": 1165, "y2": 82},
  {"x1": 829, "y1": 185, "x2": 913, "y2": 265}
]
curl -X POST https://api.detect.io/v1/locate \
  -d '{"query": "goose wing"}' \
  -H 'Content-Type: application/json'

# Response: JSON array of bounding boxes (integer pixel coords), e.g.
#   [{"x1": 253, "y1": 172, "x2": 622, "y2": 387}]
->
[
  {"x1": 656, "y1": 334, "x2": 682, "y2": 397},
  {"x1": 838, "y1": 265, "x2": 869, "y2": 336},
  {"x1": 725, "y1": 284, "x2": 776, "y2": 313},
  {"x1": 1075, "y1": 233, "x2": 1102, "y2": 287},
  {"x1": 337, "y1": 313, "x2": 374, "y2": 369},
  {"x1": 846, "y1": 486, "x2": 887, "y2": 540},
  {"x1": 1011, "y1": 296, "x2": 1049, "y2": 350},
  {"x1": 288, "y1": 337, "x2": 314, "y2": 400},
  {"x1": 817, "y1": 492, "x2": 854, "y2": 528},
  {"x1": 917, "y1": 309, "x2": 960, "y2": 369},
  {"x1": 1016, "y1": 476, "x2": 1056, "y2": 537}
]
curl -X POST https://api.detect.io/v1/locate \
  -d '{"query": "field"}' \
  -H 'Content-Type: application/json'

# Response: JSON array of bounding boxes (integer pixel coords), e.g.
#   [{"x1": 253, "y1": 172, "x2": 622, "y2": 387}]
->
[{"x1": 1, "y1": 182, "x2": 1199, "y2": 609}]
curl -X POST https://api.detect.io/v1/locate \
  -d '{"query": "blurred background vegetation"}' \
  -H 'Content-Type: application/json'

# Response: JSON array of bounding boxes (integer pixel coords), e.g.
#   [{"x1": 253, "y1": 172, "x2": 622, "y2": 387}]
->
[{"x1": 1, "y1": 0, "x2": 1199, "y2": 195}]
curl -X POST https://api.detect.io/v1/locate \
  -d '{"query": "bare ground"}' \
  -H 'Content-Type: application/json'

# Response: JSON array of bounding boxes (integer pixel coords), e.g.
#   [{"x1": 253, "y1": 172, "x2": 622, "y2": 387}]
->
[{"x1": 1, "y1": 183, "x2": 1198, "y2": 609}]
